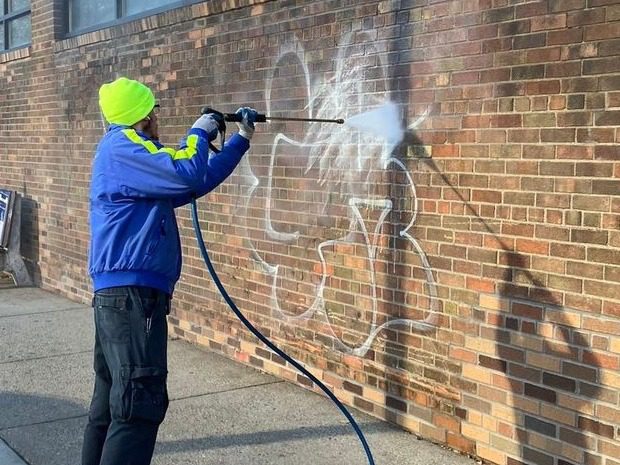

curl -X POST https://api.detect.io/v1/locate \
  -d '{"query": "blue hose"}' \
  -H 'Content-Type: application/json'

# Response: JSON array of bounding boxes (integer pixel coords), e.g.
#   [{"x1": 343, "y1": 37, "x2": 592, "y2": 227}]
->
[{"x1": 190, "y1": 197, "x2": 376, "y2": 464}]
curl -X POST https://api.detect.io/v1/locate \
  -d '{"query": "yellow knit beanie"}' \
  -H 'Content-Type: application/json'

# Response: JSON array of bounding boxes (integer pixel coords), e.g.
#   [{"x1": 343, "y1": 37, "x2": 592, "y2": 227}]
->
[{"x1": 98, "y1": 77, "x2": 155, "y2": 126}]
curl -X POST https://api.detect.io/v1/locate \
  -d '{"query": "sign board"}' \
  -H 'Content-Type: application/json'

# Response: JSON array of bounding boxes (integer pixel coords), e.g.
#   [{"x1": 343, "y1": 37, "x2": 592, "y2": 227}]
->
[{"x1": 0, "y1": 190, "x2": 15, "y2": 249}]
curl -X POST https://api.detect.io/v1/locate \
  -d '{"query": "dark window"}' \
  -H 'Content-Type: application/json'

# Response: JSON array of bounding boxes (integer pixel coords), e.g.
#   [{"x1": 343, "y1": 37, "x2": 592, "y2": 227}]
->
[
  {"x1": 0, "y1": 0, "x2": 31, "y2": 51},
  {"x1": 67, "y1": 0, "x2": 198, "y2": 34}
]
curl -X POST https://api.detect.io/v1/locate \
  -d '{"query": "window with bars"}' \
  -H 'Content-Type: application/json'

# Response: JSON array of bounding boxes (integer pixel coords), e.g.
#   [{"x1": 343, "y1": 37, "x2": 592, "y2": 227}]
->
[
  {"x1": 67, "y1": 0, "x2": 197, "y2": 34},
  {"x1": 0, "y1": 0, "x2": 31, "y2": 52}
]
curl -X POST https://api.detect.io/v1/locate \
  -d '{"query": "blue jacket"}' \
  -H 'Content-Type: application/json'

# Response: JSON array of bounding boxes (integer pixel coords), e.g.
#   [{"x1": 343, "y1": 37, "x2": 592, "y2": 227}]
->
[{"x1": 88, "y1": 124, "x2": 249, "y2": 295}]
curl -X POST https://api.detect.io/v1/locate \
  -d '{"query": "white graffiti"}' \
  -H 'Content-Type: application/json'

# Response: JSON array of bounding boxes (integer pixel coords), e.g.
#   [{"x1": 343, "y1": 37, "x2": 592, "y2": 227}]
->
[{"x1": 234, "y1": 33, "x2": 439, "y2": 356}]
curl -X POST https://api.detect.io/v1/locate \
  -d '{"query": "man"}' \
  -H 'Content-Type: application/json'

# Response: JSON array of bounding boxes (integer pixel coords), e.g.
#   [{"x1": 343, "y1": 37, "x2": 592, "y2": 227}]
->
[{"x1": 82, "y1": 76, "x2": 257, "y2": 465}]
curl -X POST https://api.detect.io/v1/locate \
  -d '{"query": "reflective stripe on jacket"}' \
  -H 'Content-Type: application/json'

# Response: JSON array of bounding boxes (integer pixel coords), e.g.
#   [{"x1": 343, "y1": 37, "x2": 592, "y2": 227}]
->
[{"x1": 88, "y1": 124, "x2": 249, "y2": 294}]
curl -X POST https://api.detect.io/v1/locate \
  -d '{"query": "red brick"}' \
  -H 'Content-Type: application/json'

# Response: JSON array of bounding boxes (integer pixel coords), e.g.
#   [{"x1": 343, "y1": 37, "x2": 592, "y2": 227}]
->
[
  {"x1": 557, "y1": 111, "x2": 592, "y2": 127},
  {"x1": 557, "y1": 145, "x2": 593, "y2": 159},
  {"x1": 516, "y1": 1, "x2": 548, "y2": 18},
  {"x1": 434, "y1": 414, "x2": 461, "y2": 433},
  {"x1": 584, "y1": 57, "x2": 620, "y2": 75},
  {"x1": 549, "y1": 95, "x2": 566, "y2": 110},
  {"x1": 599, "y1": 74, "x2": 620, "y2": 90},
  {"x1": 526, "y1": 80, "x2": 560, "y2": 95},
  {"x1": 524, "y1": 113, "x2": 556, "y2": 127},
  {"x1": 546, "y1": 61, "x2": 582, "y2": 78},
  {"x1": 578, "y1": 417, "x2": 615, "y2": 439},
  {"x1": 432, "y1": 144, "x2": 459, "y2": 157},
  {"x1": 603, "y1": 301, "x2": 620, "y2": 318},
  {"x1": 480, "y1": 68, "x2": 511, "y2": 83},
  {"x1": 582, "y1": 350, "x2": 619, "y2": 370},
  {"x1": 561, "y1": 43, "x2": 599, "y2": 60},
  {"x1": 549, "y1": 0, "x2": 586, "y2": 11},
  {"x1": 608, "y1": 91, "x2": 620, "y2": 107},
  {"x1": 567, "y1": 94, "x2": 585, "y2": 109},
  {"x1": 490, "y1": 114, "x2": 522, "y2": 128},
  {"x1": 562, "y1": 77, "x2": 598, "y2": 93},
  {"x1": 446, "y1": 432, "x2": 475, "y2": 455},
  {"x1": 483, "y1": 6, "x2": 515, "y2": 23},
  {"x1": 610, "y1": 4, "x2": 620, "y2": 20},
  {"x1": 526, "y1": 47, "x2": 562, "y2": 63},
  {"x1": 595, "y1": 111, "x2": 620, "y2": 126},
  {"x1": 594, "y1": 146, "x2": 620, "y2": 160},
  {"x1": 576, "y1": 128, "x2": 615, "y2": 143},
  {"x1": 508, "y1": 129, "x2": 540, "y2": 143},
  {"x1": 453, "y1": 71, "x2": 479, "y2": 85},
  {"x1": 567, "y1": 8, "x2": 606, "y2": 27},
  {"x1": 541, "y1": 128, "x2": 576, "y2": 142},
  {"x1": 516, "y1": 239, "x2": 550, "y2": 255},
  {"x1": 585, "y1": 22, "x2": 620, "y2": 40},
  {"x1": 513, "y1": 33, "x2": 547, "y2": 50},
  {"x1": 550, "y1": 243, "x2": 586, "y2": 260},
  {"x1": 548, "y1": 28, "x2": 584, "y2": 45},
  {"x1": 468, "y1": 24, "x2": 498, "y2": 40},
  {"x1": 499, "y1": 19, "x2": 531, "y2": 37},
  {"x1": 531, "y1": 14, "x2": 567, "y2": 31}
]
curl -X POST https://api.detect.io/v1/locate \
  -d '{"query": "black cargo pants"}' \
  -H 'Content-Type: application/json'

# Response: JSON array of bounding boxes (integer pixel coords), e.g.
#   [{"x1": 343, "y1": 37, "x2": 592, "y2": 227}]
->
[{"x1": 82, "y1": 286, "x2": 170, "y2": 465}]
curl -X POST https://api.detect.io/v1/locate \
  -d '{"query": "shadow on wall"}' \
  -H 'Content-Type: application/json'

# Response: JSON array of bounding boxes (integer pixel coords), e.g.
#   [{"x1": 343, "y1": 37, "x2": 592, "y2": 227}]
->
[
  {"x1": 20, "y1": 194, "x2": 41, "y2": 285},
  {"x1": 367, "y1": 10, "x2": 455, "y2": 436},
  {"x1": 496, "y1": 256, "x2": 603, "y2": 465},
  {"x1": 394, "y1": 128, "x2": 603, "y2": 465}
]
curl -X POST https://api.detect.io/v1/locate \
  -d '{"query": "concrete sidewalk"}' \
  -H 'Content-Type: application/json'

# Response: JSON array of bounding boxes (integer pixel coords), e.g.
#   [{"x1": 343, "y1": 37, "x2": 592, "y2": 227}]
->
[{"x1": 0, "y1": 287, "x2": 476, "y2": 465}]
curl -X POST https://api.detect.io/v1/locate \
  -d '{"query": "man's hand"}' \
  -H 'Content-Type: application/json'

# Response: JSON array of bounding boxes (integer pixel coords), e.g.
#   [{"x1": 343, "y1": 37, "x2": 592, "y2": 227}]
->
[
  {"x1": 235, "y1": 107, "x2": 258, "y2": 140},
  {"x1": 191, "y1": 114, "x2": 220, "y2": 142}
]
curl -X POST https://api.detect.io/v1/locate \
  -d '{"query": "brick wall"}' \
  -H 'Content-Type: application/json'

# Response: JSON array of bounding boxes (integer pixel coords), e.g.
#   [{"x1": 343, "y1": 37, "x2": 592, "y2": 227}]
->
[{"x1": 1, "y1": 1, "x2": 619, "y2": 464}]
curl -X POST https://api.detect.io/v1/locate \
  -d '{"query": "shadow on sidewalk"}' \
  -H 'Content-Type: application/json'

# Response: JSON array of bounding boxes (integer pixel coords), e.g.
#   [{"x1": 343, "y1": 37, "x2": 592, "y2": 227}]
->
[
  {"x1": 0, "y1": 391, "x2": 87, "y2": 431},
  {"x1": 156, "y1": 421, "x2": 387, "y2": 454},
  {"x1": 0, "y1": 391, "x2": 388, "y2": 461}
]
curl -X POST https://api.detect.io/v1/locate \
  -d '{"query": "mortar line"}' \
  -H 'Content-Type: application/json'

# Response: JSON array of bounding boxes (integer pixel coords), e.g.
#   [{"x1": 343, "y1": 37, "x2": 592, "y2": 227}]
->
[
  {"x1": 0, "y1": 413, "x2": 88, "y2": 432},
  {"x1": 169, "y1": 379, "x2": 284, "y2": 402},
  {"x1": 0, "y1": 306, "x2": 87, "y2": 319},
  {"x1": 0, "y1": 350, "x2": 92, "y2": 366}
]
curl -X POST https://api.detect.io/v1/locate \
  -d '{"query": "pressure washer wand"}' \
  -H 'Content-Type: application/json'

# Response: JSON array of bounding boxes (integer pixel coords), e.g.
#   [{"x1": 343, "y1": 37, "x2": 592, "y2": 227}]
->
[
  {"x1": 201, "y1": 107, "x2": 345, "y2": 125},
  {"x1": 261, "y1": 115, "x2": 345, "y2": 124}
]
